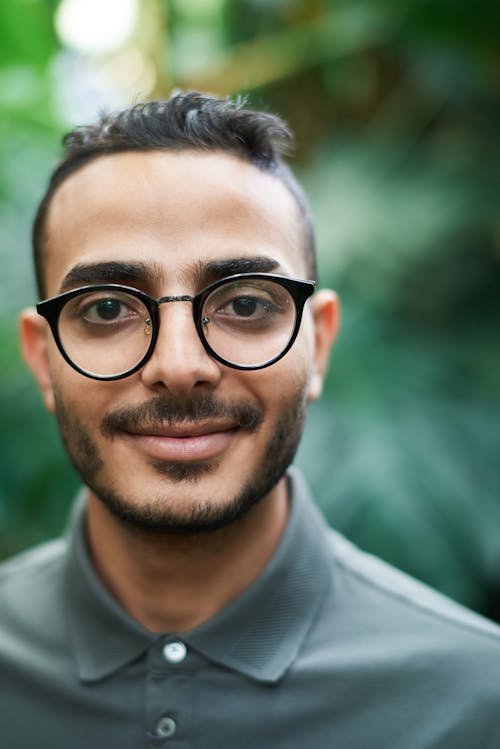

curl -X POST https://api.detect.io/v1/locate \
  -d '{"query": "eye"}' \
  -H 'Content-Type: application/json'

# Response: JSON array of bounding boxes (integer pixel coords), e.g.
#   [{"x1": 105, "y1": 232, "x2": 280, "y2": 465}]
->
[
  {"x1": 202, "y1": 280, "x2": 294, "y2": 336},
  {"x1": 223, "y1": 294, "x2": 274, "y2": 319},
  {"x1": 86, "y1": 298, "x2": 127, "y2": 322},
  {"x1": 65, "y1": 290, "x2": 147, "y2": 329},
  {"x1": 207, "y1": 282, "x2": 284, "y2": 321},
  {"x1": 80, "y1": 297, "x2": 137, "y2": 324}
]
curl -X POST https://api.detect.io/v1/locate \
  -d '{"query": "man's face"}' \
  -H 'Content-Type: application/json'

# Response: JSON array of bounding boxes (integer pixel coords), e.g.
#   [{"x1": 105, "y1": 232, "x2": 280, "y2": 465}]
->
[{"x1": 23, "y1": 150, "x2": 336, "y2": 533}]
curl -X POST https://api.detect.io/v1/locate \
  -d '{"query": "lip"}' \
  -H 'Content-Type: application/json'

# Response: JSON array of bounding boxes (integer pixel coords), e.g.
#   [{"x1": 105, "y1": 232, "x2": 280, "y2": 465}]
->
[{"x1": 122, "y1": 422, "x2": 240, "y2": 462}]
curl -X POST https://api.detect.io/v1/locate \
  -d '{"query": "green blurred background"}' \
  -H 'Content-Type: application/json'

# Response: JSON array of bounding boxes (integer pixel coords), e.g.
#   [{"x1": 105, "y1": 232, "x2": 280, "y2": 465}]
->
[{"x1": 1, "y1": 0, "x2": 499, "y2": 619}]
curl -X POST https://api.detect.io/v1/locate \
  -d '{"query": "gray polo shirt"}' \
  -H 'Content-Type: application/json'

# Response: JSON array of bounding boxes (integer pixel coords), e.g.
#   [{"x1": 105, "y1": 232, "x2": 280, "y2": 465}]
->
[{"x1": 1, "y1": 468, "x2": 500, "y2": 748}]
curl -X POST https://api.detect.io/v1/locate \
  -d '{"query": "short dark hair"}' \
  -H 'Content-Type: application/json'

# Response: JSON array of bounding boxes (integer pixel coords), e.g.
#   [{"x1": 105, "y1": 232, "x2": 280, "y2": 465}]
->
[{"x1": 33, "y1": 91, "x2": 317, "y2": 297}]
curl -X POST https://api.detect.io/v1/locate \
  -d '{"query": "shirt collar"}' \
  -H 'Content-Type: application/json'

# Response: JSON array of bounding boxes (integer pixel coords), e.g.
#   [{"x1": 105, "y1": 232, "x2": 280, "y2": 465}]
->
[
  {"x1": 64, "y1": 495, "x2": 155, "y2": 682},
  {"x1": 65, "y1": 467, "x2": 334, "y2": 684}
]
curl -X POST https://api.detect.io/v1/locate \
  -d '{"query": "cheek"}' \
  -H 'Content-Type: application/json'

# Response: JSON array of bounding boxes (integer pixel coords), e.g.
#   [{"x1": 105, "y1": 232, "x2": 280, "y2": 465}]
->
[
  {"x1": 49, "y1": 362, "x2": 109, "y2": 430},
  {"x1": 297, "y1": 311, "x2": 322, "y2": 398},
  {"x1": 281, "y1": 323, "x2": 316, "y2": 393},
  {"x1": 250, "y1": 349, "x2": 312, "y2": 420}
]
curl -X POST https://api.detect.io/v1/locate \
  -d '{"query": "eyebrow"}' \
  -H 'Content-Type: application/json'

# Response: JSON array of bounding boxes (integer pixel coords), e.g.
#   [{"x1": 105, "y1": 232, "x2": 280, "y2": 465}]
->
[
  {"x1": 59, "y1": 261, "x2": 162, "y2": 293},
  {"x1": 200, "y1": 256, "x2": 281, "y2": 284},
  {"x1": 59, "y1": 256, "x2": 282, "y2": 294}
]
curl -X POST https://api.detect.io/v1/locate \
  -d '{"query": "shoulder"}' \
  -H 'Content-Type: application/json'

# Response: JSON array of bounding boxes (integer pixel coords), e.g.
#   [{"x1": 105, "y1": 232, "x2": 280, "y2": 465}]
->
[
  {"x1": 0, "y1": 539, "x2": 68, "y2": 631},
  {"x1": 0, "y1": 538, "x2": 67, "y2": 585},
  {"x1": 0, "y1": 539, "x2": 72, "y2": 684},
  {"x1": 0, "y1": 538, "x2": 78, "y2": 718},
  {"x1": 291, "y1": 525, "x2": 500, "y2": 748},
  {"x1": 289, "y1": 467, "x2": 500, "y2": 656},
  {"x1": 326, "y1": 527, "x2": 500, "y2": 645}
]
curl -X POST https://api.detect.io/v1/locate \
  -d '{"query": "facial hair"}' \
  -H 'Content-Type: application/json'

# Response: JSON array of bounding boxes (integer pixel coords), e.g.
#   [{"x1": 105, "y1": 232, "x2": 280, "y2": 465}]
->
[{"x1": 53, "y1": 388, "x2": 307, "y2": 535}]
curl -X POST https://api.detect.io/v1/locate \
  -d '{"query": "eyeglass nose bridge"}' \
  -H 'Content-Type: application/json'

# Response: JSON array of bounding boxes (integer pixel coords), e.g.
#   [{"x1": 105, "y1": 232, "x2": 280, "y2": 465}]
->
[
  {"x1": 158, "y1": 294, "x2": 194, "y2": 305},
  {"x1": 155, "y1": 294, "x2": 209, "y2": 338},
  {"x1": 155, "y1": 294, "x2": 209, "y2": 326},
  {"x1": 154, "y1": 294, "x2": 210, "y2": 335},
  {"x1": 141, "y1": 293, "x2": 214, "y2": 378}
]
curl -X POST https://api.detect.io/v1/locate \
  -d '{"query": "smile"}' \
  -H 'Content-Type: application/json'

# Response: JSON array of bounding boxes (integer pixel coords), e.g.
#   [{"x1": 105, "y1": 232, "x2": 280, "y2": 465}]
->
[{"x1": 122, "y1": 423, "x2": 240, "y2": 462}]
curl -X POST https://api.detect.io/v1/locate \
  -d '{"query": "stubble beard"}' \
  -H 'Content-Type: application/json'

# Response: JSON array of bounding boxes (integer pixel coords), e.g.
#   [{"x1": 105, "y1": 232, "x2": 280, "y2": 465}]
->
[{"x1": 53, "y1": 387, "x2": 308, "y2": 535}]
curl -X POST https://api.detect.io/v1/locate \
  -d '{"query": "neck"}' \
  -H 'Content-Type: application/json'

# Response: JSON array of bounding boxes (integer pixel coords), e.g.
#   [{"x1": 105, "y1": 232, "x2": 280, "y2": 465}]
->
[{"x1": 85, "y1": 479, "x2": 289, "y2": 633}]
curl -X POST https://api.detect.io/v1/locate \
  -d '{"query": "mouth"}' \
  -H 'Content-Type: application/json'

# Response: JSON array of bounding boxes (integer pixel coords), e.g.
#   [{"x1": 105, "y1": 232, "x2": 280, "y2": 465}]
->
[{"x1": 121, "y1": 421, "x2": 241, "y2": 462}]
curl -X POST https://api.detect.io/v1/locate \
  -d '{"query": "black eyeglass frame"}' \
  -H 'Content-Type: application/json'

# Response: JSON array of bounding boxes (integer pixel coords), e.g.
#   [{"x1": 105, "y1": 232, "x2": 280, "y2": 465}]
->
[{"x1": 36, "y1": 272, "x2": 316, "y2": 380}]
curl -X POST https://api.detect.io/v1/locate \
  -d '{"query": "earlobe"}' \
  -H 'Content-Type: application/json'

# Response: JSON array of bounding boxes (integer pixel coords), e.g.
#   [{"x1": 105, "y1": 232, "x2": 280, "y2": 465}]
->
[
  {"x1": 19, "y1": 308, "x2": 56, "y2": 413},
  {"x1": 307, "y1": 289, "x2": 340, "y2": 402}
]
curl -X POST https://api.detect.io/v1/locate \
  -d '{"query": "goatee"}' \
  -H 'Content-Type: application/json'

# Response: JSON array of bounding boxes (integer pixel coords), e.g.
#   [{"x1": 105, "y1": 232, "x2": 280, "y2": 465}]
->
[{"x1": 54, "y1": 389, "x2": 307, "y2": 535}]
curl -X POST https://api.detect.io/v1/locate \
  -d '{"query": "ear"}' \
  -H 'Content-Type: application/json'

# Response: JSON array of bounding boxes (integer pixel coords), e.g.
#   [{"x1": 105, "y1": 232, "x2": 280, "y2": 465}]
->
[
  {"x1": 307, "y1": 290, "x2": 340, "y2": 402},
  {"x1": 19, "y1": 308, "x2": 56, "y2": 413}
]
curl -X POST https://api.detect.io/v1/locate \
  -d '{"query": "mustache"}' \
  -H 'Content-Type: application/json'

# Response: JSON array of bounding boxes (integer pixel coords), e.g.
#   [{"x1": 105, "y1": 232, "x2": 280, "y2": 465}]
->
[{"x1": 101, "y1": 395, "x2": 263, "y2": 437}]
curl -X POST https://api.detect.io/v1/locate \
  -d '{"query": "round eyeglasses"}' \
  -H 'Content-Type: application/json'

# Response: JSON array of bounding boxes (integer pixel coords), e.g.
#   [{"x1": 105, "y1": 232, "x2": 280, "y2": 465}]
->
[{"x1": 36, "y1": 273, "x2": 316, "y2": 380}]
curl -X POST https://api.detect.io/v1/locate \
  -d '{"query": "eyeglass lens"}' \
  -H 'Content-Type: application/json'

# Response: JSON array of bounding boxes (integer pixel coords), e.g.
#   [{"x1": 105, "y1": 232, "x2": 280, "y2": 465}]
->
[
  {"x1": 58, "y1": 288, "x2": 153, "y2": 378},
  {"x1": 56, "y1": 278, "x2": 298, "y2": 377}
]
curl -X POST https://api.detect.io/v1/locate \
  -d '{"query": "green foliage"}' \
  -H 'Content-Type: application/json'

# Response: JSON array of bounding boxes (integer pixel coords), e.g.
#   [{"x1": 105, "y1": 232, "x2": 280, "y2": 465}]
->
[{"x1": 0, "y1": 0, "x2": 499, "y2": 617}]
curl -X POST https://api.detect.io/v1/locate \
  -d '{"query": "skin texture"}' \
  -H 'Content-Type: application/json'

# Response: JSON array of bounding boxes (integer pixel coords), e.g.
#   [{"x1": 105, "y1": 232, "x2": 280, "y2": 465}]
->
[{"x1": 21, "y1": 150, "x2": 339, "y2": 631}]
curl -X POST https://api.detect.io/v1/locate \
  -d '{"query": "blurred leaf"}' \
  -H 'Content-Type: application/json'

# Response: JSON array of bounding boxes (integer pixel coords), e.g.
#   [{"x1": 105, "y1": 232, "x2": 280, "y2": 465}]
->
[{"x1": 0, "y1": 0, "x2": 56, "y2": 69}]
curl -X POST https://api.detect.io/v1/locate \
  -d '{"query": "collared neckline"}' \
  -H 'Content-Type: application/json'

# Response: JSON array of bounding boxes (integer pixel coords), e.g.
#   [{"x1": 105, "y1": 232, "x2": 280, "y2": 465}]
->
[{"x1": 65, "y1": 468, "x2": 334, "y2": 683}]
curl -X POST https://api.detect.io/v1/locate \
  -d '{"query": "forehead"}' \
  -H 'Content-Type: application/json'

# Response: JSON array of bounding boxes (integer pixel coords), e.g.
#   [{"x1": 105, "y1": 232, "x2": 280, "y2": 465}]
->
[{"x1": 44, "y1": 150, "x2": 306, "y2": 295}]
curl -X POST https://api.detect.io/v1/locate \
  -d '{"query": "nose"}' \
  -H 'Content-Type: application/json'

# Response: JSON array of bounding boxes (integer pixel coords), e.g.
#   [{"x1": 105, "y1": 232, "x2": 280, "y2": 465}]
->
[{"x1": 140, "y1": 301, "x2": 222, "y2": 397}]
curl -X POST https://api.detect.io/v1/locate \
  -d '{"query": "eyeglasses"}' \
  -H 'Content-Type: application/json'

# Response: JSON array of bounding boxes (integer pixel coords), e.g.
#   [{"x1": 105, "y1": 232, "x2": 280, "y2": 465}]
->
[{"x1": 37, "y1": 273, "x2": 316, "y2": 380}]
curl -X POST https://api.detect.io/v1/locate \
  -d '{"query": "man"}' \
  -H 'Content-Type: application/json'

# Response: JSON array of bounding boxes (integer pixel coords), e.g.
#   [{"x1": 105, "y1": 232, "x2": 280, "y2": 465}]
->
[{"x1": 1, "y1": 91, "x2": 499, "y2": 747}]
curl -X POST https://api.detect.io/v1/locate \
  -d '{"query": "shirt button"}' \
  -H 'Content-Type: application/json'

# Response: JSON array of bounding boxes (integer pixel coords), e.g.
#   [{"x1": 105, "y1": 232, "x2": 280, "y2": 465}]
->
[
  {"x1": 155, "y1": 716, "x2": 177, "y2": 739},
  {"x1": 163, "y1": 641, "x2": 187, "y2": 663}
]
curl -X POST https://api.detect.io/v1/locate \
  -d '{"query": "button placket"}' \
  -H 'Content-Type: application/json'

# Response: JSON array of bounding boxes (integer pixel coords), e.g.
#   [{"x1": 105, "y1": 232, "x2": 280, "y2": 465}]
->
[{"x1": 146, "y1": 639, "x2": 193, "y2": 746}]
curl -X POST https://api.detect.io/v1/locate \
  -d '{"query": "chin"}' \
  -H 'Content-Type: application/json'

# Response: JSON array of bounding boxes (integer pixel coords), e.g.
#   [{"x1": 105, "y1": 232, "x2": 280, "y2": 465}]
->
[{"x1": 90, "y1": 481, "x2": 267, "y2": 535}]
